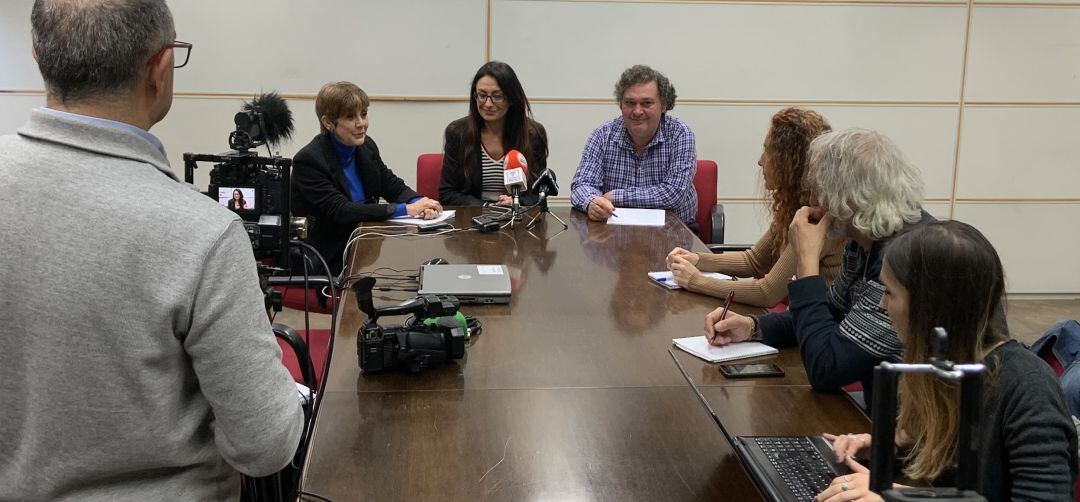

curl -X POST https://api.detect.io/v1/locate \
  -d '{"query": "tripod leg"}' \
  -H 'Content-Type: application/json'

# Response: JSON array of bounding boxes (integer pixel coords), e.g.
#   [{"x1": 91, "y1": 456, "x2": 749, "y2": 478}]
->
[
  {"x1": 549, "y1": 210, "x2": 568, "y2": 229},
  {"x1": 525, "y1": 210, "x2": 543, "y2": 229}
]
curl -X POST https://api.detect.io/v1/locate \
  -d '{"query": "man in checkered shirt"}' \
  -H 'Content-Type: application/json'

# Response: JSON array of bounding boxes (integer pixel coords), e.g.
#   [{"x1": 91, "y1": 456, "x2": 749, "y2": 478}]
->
[{"x1": 570, "y1": 64, "x2": 698, "y2": 226}]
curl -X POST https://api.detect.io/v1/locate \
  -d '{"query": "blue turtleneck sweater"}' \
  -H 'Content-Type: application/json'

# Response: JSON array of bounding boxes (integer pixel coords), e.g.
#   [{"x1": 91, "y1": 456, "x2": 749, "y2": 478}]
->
[{"x1": 329, "y1": 134, "x2": 410, "y2": 217}]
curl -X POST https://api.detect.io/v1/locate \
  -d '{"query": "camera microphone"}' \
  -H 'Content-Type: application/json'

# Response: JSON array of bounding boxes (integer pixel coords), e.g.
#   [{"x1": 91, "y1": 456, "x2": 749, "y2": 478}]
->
[
  {"x1": 530, "y1": 168, "x2": 559, "y2": 200},
  {"x1": 233, "y1": 91, "x2": 294, "y2": 151}
]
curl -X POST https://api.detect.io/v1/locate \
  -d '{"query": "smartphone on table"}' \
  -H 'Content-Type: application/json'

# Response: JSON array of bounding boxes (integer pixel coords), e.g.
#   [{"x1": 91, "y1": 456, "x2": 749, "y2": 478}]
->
[{"x1": 718, "y1": 363, "x2": 785, "y2": 378}]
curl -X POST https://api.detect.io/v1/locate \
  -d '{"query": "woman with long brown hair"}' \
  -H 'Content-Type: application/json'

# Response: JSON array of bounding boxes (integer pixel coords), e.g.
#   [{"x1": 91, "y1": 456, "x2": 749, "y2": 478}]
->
[
  {"x1": 439, "y1": 61, "x2": 548, "y2": 206},
  {"x1": 666, "y1": 107, "x2": 843, "y2": 307},
  {"x1": 815, "y1": 221, "x2": 1077, "y2": 502}
]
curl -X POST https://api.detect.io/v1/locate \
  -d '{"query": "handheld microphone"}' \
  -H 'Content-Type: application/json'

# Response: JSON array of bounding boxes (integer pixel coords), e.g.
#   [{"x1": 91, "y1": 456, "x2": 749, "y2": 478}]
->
[
  {"x1": 530, "y1": 168, "x2": 559, "y2": 200},
  {"x1": 502, "y1": 150, "x2": 528, "y2": 214}
]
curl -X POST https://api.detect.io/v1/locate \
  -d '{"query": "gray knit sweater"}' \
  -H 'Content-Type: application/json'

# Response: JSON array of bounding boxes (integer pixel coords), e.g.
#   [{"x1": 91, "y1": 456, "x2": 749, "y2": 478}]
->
[{"x1": 0, "y1": 110, "x2": 303, "y2": 501}]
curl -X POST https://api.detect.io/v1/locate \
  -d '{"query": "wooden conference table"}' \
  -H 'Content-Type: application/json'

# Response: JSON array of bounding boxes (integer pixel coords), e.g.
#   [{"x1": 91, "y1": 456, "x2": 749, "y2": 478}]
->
[{"x1": 300, "y1": 207, "x2": 868, "y2": 501}]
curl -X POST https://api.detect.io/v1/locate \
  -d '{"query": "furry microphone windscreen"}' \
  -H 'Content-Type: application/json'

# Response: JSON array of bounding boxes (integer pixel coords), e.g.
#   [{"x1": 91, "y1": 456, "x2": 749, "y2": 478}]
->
[{"x1": 243, "y1": 91, "x2": 294, "y2": 147}]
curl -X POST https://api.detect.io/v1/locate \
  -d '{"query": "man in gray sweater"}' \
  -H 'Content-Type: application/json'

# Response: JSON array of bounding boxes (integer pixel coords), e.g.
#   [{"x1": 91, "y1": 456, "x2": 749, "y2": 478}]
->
[{"x1": 0, "y1": 1, "x2": 304, "y2": 500}]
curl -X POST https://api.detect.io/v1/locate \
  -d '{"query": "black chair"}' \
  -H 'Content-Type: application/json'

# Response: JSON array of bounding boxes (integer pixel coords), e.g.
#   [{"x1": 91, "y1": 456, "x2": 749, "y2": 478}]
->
[{"x1": 240, "y1": 324, "x2": 318, "y2": 502}]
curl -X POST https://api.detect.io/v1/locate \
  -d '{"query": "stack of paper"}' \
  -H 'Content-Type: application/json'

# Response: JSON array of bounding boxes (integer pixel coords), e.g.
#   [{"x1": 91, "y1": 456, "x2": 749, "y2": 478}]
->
[
  {"x1": 389, "y1": 209, "x2": 455, "y2": 229},
  {"x1": 672, "y1": 336, "x2": 778, "y2": 363},
  {"x1": 648, "y1": 271, "x2": 733, "y2": 290},
  {"x1": 607, "y1": 208, "x2": 665, "y2": 227}
]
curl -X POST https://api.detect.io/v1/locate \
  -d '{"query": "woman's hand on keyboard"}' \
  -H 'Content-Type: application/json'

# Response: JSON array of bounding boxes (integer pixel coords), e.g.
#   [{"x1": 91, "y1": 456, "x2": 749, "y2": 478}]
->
[
  {"x1": 816, "y1": 466, "x2": 874, "y2": 502},
  {"x1": 824, "y1": 432, "x2": 872, "y2": 463}
]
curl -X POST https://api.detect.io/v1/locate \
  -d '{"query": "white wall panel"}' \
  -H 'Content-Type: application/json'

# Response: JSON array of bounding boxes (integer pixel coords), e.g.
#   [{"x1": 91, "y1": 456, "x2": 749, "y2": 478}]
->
[
  {"x1": 168, "y1": 0, "x2": 486, "y2": 96},
  {"x1": 0, "y1": 1, "x2": 38, "y2": 89},
  {"x1": 923, "y1": 202, "x2": 952, "y2": 220},
  {"x1": 716, "y1": 201, "x2": 771, "y2": 245},
  {"x1": 956, "y1": 106, "x2": 1080, "y2": 198},
  {"x1": 965, "y1": 7, "x2": 1080, "y2": 102},
  {"x1": 1, "y1": 0, "x2": 488, "y2": 95},
  {"x1": 492, "y1": 1, "x2": 966, "y2": 101},
  {"x1": 953, "y1": 203, "x2": 1080, "y2": 293},
  {"x1": 0, "y1": 95, "x2": 43, "y2": 135},
  {"x1": 681, "y1": 105, "x2": 959, "y2": 199}
]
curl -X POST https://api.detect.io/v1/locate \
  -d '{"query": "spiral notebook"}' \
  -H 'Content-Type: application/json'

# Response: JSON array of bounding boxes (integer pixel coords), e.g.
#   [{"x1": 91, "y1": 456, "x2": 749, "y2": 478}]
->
[{"x1": 672, "y1": 336, "x2": 778, "y2": 363}]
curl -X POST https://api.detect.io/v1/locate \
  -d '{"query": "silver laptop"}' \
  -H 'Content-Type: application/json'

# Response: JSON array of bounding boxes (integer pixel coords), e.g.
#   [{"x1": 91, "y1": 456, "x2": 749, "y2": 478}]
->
[{"x1": 417, "y1": 264, "x2": 511, "y2": 304}]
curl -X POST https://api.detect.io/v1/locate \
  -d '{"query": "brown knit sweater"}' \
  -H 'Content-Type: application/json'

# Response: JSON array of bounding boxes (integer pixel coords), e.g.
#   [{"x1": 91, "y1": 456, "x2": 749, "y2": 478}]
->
[{"x1": 686, "y1": 230, "x2": 844, "y2": 307}]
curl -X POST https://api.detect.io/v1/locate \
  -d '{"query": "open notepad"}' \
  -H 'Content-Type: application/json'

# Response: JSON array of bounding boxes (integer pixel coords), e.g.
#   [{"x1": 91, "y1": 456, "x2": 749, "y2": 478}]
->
[
  {"x1": 672, "y1": 336, "x2": 778, "y2": 363},
  {"x1": 648, "y1": 271, "x2": 733, "y2": 290},
  {"x1": 389, "y1": 209, "x2": 456, "y2": 229}
]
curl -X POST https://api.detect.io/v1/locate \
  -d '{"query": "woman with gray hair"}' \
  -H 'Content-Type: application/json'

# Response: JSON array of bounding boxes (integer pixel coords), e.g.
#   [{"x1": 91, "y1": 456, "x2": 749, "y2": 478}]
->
[{"x1": 705, "y1": 128, "x2": 931, "y2": 407}]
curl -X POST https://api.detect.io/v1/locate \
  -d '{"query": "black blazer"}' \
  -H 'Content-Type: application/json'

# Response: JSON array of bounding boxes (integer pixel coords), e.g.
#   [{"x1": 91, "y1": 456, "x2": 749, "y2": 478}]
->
[
  {"x1": 438, "y1": 116, "x2": 548, "y2": 206},
  {"x1": 291, "y1": 133, "x2": 419, "y2": 274}
]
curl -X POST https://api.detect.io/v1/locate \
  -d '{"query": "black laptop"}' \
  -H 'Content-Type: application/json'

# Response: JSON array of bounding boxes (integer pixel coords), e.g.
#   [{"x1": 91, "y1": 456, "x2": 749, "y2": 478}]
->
[{"x1": 669, "y1": 350, "x2": 851, "y2": 502}]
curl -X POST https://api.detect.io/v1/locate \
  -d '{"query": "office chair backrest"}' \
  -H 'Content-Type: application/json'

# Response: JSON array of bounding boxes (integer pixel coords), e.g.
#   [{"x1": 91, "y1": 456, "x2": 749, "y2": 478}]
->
[
  {"x1": 416, "y1": 153, "x2": 444, "y2": 201},
  {"x1": 693, "y1": 160, "x2": 718, "y2": 243}
]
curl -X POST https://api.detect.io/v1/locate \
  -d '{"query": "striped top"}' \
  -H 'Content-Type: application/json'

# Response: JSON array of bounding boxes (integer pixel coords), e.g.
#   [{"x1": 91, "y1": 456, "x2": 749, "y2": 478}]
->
[{"x1": 479, "y1": 147, "x2": 504, "y2": 202}]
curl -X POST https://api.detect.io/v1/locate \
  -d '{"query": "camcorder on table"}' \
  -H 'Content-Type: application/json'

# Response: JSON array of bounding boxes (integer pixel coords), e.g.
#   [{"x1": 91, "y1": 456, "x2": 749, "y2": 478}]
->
[{"x1": 353, "y1": 277, "x2": 467, "y2": 373}]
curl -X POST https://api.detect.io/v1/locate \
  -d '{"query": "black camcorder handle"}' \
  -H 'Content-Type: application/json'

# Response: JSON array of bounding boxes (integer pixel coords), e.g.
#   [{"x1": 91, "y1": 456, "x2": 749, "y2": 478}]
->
[
  {"x1": 352, "y1": 275, "x2": 460, "y2": 321},
  {"x1": 354, "y1": 276, "x2": 377, "y2": 319}
]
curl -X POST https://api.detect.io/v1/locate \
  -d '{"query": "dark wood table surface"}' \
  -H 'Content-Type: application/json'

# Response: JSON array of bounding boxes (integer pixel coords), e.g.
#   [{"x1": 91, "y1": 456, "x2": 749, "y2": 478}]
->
[{"x1": 300, "y1": 207, "x2": 868, "y2": 501}]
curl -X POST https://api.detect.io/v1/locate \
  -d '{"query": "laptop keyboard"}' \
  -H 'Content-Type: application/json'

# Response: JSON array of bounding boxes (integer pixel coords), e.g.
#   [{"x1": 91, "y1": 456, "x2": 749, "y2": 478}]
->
[{"x1": 752, "y1": 437, "x2": 836, "y2": 501}]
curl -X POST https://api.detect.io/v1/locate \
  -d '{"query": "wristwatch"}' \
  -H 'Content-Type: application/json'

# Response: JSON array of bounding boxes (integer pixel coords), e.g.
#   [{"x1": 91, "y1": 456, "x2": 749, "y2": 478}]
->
[{"x1": 749, "y1": 315, "x2": 762, "y2": 341}]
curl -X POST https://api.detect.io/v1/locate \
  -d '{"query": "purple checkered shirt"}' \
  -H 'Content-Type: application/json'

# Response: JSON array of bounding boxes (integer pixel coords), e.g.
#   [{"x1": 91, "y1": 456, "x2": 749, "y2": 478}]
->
[{"x1": 570, "y1": 114, "x2": 698, "y2": 224}]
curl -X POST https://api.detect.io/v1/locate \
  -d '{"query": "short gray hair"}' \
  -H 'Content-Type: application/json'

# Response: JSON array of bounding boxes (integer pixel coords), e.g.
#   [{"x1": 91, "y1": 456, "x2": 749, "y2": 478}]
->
[
  {"x1": 32, "y1": 0, "x2": 175, "y2": 103},
  {"x1": 614, "y1": 64, "x2": 677, "y2": 112},
  {"x1": 809, "y1": 128, "x2": 924, "y2": 240}
]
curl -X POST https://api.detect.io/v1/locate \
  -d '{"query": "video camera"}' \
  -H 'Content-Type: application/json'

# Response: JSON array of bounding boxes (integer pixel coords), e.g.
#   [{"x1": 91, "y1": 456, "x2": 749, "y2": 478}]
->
[
  {"x1": 183, "y1": 92, "x2": 305, "y2": 266},
  {"x1": 353, "y1": 277, "x2": 467, "y2": 373}
]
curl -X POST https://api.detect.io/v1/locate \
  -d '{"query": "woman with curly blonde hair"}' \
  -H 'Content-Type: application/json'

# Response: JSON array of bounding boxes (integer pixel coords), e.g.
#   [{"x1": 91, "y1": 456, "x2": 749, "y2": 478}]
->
[{"x1": 666, "y1": 107, "x2": 843, "y2": 307}]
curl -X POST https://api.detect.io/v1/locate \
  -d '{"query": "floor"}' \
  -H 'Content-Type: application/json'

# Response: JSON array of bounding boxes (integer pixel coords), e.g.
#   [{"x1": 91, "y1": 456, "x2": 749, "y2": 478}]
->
[
  {"x1": 1006, "y1": 299, "x2": 1080, "y2": 345},
  {"x1": 270, "y1": 299, "x2": 1080, "y2": 346}
]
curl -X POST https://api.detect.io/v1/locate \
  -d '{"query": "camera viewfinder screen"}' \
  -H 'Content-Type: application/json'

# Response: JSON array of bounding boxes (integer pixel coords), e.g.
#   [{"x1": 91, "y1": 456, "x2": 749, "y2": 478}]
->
[{"x1": 219, "y1": 187, "x2": 256, "y2": 212}]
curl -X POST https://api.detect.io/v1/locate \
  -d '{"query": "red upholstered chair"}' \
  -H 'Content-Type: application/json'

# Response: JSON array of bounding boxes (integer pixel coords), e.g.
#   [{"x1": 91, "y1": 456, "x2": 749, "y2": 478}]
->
[
  {"x1": 692, "y1": 160, "x2": 722, "y2": 244},
  {"x1": 416, "y1": 153, "x2": 444, "y2": 201}
]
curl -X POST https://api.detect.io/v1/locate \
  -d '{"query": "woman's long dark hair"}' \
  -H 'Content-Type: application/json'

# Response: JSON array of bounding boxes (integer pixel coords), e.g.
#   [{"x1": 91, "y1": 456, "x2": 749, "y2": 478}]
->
[
  {"x1": 457, "y1": 61, "x2": 543, "y2": 186},
  {"x1": 883, "y1": 220, "x2": 1007, "y2": 481},
  {"x1": 228, "y1": 189, "x2": 246, "y2": 210}
]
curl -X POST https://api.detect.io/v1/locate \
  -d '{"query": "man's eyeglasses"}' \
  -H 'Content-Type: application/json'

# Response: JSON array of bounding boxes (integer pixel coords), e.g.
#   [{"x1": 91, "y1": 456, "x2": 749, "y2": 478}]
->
[
  {"x1": 476, "y1": 92, "x2": 506, "y2": 105},
  {"x1": 166, "y1": 41, "x2": 192, "y2": 68}
]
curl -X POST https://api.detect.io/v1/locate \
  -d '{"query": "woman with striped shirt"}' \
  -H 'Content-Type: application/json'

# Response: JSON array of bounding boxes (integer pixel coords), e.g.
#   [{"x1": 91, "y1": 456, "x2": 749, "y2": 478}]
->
[{"x1": 439, "y1": 61, "x2": 548, "y2": 206}]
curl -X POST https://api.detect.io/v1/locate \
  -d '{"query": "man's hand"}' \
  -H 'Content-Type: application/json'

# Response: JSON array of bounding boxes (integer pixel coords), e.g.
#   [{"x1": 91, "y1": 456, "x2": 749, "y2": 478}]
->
[
  {"x1": 407, "y1": 197, "x2": 442, "y2": 218},
  {"x1": 704, "y1": 310, "x2": 754, "y2": 345},
  {"x1": 788, "y1": 206, "x2": 832, "y2": 278},
  {"x1": 669, "y1": 255, "x2": 700, "y2": 287},
  {"x1": 587, "y1": 196, "x2": 615, "y2": 221},
  {"x1": 666, "y1": 247, "x2": 699, "y2": 268}
]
